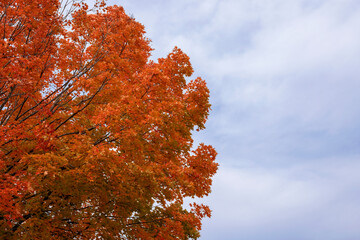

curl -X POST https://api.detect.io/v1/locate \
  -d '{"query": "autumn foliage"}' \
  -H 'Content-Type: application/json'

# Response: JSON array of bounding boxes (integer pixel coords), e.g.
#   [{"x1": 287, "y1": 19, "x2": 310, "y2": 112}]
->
[{"x1": 0, "y1": 0, "x2": 218, "y2": 239}]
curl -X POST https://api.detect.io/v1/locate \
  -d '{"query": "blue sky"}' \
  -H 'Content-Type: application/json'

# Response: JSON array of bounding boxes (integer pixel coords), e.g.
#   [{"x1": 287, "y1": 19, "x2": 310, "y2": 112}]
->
[{"x1": 108, "y1": 0, "x2": 360, "y2": 239}]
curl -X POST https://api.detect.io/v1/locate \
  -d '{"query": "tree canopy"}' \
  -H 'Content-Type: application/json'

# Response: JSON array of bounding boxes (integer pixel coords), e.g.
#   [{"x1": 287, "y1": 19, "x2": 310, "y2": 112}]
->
[{"x1": 0, "y1": 0, "x2": 218, "y2": 239}]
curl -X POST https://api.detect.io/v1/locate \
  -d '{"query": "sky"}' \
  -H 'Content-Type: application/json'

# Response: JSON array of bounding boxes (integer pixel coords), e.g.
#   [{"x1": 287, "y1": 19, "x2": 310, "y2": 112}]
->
[{"x1": 107, "y1": 0, "x2": 360, "y2": 239}]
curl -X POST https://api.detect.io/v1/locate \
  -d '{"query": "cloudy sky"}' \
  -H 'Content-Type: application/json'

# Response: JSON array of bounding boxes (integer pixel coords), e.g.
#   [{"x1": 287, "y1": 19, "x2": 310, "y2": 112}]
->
[{"x1": 108, "y1": 0, "x2": 360, "y2": 239}]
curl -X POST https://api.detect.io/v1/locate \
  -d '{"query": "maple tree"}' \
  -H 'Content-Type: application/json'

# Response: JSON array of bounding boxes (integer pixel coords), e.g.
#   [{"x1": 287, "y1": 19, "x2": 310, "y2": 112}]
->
[{"x1": 0, "y1": 0, "x2": 218, "y2": 239}]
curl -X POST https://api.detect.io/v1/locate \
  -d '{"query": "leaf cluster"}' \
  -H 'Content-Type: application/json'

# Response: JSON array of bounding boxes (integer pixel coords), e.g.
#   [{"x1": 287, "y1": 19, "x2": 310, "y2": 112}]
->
[{"x1": 0, "y1": 1, "x2": 218, "y2": 239}]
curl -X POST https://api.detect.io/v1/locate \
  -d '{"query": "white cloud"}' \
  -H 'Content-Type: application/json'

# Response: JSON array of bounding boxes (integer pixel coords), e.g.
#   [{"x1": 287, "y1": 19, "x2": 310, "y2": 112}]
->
[{"x1": 106, "y1": 0, "x2": 360, "y2": 239}]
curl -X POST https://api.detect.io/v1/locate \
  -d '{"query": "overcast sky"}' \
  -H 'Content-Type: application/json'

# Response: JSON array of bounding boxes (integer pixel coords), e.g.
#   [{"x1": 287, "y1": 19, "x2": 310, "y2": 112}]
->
[{"x1": 107, "y1": 0, "x2": 360, "y2": 239}]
